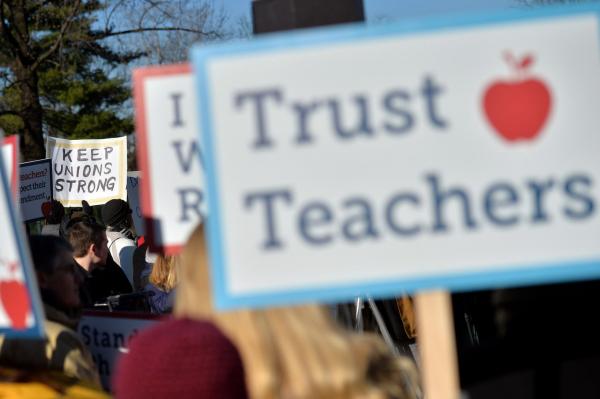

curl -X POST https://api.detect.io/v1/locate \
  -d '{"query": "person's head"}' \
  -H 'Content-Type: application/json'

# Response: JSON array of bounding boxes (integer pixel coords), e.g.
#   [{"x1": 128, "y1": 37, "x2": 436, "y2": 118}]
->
[
  {"x1": 41, "y1": 200, "x2": 65, "y2": 225},
  {"x1": 174, "y1": 225, "x2": 419, "y2": 399},
  {"x1": 149, "y1": 255, "x2": 179, "y2": 292},
  {"x1": 65, "y1": 218, "x2": 109, "y2": 271},
  {"x1": 29, "y1": 235, "x2": 81, "y2": 311},
  {"x1": 113, "y1": 318, "x2": 248, "y2": 399},
  {"x1": 101, "y1": 199, "x2": 132, "y2": 231}
]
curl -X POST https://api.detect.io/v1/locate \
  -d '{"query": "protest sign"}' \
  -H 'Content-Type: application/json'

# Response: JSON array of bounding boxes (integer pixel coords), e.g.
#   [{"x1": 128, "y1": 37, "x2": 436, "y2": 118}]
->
[
  {"x1": 126, "y1": 172, "x2": 145, "y2": 236},
  {"x1": 19, "y1": 159, "x2": 53, "y2": 221},
  {"x1": 133, "y1": 64, "x2": 206, "y2": 254},
  {"x1": 78, "y1": 311, "x2": 159, "y2": 390},
  {"x1": 1, "y1": 135, "x2": 18, "y2": 199},
  {"x1": 192, "y1": 5, "x2": 600, "y2": 309},
  {"x1": 47, "y1": 136, "x2": 127, "y2": 207},
  {"x1": 0, "y1": 140, "x2": 44, "y2": 338}
]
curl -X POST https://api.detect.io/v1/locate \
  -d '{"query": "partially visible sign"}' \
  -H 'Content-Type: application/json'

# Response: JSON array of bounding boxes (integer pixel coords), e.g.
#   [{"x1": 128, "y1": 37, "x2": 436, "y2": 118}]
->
[
  {"x1": 1, "y1": 135, "x2": 18, "y2": 199},
  {"x1": 126, "y1": 172, "x2": 145, "y2": 236},
  {"x1": 192, "y1": 7, "x2": 600, "y2": 309},
  {"x1": 133, "y1": 64, "x2": 206, "y2": 254},
  {"x1": 0, "y1": 141, "x2": 44, "y2": 338},
  {"x1": 78, "y1": 311, "x2": 159, "y2": 390},
  {"x1": 19, "y1": 159, "x2": 53, "y2": 221},
  {"x1": 46, "y1": 136, "x2": 127, "y2": 207}
]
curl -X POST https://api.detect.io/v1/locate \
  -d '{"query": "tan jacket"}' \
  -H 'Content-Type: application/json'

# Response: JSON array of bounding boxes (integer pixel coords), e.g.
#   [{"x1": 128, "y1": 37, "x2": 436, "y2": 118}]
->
[{"x1": 0, "y1": 304, "x2": 101, "y2": 388}]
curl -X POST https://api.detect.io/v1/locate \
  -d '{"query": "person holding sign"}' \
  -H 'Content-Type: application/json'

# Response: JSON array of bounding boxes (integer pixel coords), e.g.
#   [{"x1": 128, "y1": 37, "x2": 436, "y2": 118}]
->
[
  {"x1": 102, "y1": 199, "x2": 136, "y2": 286},
  {"x1": 174, "y1": 225, "x2": 420, "y2": 399},
  {"x1": 0, "y1": 236, "x2": 101, "y2": 387},
  {"x1": 40, "y1": 200, "x2": 66, "y2": 237}
]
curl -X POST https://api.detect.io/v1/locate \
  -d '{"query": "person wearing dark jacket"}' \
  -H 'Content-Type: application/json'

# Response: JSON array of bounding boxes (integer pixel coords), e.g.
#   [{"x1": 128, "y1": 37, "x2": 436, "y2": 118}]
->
[
  {"x1": 143, "y1": 255, "x2": 179, "y2": 314},
  {"x1": 65, "y1": 218, "x2": 110, "y2": 307}
]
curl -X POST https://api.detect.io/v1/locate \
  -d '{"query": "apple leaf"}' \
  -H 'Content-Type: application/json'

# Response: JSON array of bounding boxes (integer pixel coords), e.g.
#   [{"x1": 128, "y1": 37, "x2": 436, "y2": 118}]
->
[{"x1": 520, "y1": 55, "x2": 534, "y2": 69}]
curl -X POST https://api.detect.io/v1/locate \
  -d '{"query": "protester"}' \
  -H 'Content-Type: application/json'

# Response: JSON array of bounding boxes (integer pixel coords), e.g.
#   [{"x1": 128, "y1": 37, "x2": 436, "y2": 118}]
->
[
  {"x1": 40, "y1": 199, "x2": 65, "y2": 237},
  {"x1": 65, "y1": 217, "x2": 110, "y2": 307},
  {"x1": 132, "y1": 241, "x2": 156, "y2": 292},
  {"x1": 143, "y1": 255, "x2": 179, "y2": 314},
  {"x1": 67, "y1": 214, "x2": 134, "y2": 308},
  {"x1": 113, "y1": 318, "x2": 249, "y2": 399},
  {"x1": 174, "y1": 225, "x2": 420, "y2": 399},
  {"x1": 0, "y1": 235, "x2": 101, "y2": 387},
  {"x1": 101, "y1": 199, "x2": 136, "y2": 286}
]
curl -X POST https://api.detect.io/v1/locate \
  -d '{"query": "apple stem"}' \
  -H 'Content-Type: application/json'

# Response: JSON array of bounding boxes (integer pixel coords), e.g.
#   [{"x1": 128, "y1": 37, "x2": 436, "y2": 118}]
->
[
  {"x1": 504, "y1": 51, "x2": 518, "y2": 72},
  {"x1": 504, "y1": 51, "x2": 534, "y2": 80}
]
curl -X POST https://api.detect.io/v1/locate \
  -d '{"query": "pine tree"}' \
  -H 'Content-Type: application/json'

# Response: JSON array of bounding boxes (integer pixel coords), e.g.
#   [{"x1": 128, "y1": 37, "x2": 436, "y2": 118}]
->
[{"x1": 0, "y1": 0, "x2": 225, "y2": 161}]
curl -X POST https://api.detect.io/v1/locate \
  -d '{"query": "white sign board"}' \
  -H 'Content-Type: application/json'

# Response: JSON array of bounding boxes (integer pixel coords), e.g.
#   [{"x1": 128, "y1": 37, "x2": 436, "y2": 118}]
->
[
  {"x1": 192, "y1": 6, "x2": 600, "y2": 309},
  {"x1": 47, "y1": 136, "x2": 127, "y2": 207},
  {"x1": 126, "y1": 172, "x2": 145, "y2": 236},
  {"x1": 1, "y1": 135, "x2": 18, "y2": 199},
  {"x1": 78, "y1": 311, "x2": 158, "y2": 390},
  {"x1": 134, "y1": 64, "x2": 206, "y2": 254},
  {"x1": 19, "y1": 159, "x2": 53, "y2": 221},
  {"x1": 0, "y1": 141, "x2": 44, "y2": 337}
]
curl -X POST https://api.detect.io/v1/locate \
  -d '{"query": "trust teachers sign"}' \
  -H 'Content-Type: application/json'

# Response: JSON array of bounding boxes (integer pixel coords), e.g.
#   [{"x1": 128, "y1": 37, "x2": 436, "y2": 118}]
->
[{"x1": 192, "y1": 6, "x2": 600, "y2": 309}]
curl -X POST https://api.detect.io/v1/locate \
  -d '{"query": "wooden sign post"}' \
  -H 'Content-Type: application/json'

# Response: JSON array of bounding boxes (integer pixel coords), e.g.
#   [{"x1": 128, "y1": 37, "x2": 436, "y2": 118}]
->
[{"x1": 416, "y1": 291, "x2": 460, "y2": 399}]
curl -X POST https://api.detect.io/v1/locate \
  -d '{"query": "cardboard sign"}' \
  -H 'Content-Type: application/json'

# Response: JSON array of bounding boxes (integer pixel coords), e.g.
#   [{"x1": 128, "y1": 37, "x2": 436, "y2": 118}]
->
[
  {"x1": 126, "y1": 172, "x2": 145, "y2": 236},
  {"x1": 19, "y1": 159, "x2": 53, "y2": 221},
  {"x1": 134, "y1": 64, "x2": 206, "y2": 254},
  {"x1": 1, "y1": 135, "x2": 18, "y2": 199},
  {"x1": 0, "y1": 140, "x2": 44, "y2": 337},
  {"x1": 78, "y1": 311, "x2": 158, "y2": 390},
  {"x1": 46, "y1": 136, "x2": 127, "y2": 207},
  {"x1": 192, "y1": 6, "x2": 600, "y2": 309}
]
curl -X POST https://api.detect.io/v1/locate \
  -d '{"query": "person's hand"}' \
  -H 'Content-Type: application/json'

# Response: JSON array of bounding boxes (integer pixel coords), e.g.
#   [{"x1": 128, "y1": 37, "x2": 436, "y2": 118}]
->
[{"x1": 82, "y1": 200, "x2": 93, "y2": 216}]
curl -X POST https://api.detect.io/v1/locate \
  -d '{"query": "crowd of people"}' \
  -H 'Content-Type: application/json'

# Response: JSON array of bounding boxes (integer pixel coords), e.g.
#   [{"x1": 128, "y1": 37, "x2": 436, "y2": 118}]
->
[{"x1": 0, "y1": 198, "x2": 421, "y2": 398}]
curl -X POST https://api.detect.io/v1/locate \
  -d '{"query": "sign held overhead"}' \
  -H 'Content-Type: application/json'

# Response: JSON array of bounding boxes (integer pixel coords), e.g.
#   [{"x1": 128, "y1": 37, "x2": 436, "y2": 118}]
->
[
  {"x1": 47, "y1": 136, "x2": 127, "y2": 207},
  {"x1": 133, "y1": 64, "x2": 206, "y2": 254},
  {"x1": 192, "y1": 5, "x2": 600, "y2": 309},
  {"x1": 19, "y1": 159, "x2": 53, "y2": 222}
]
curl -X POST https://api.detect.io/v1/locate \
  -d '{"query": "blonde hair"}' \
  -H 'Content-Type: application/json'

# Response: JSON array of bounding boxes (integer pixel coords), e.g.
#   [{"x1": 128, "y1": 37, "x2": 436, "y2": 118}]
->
[
  {"x1": 175, "y1": 225, "x2": 419, "y2": 399},
  {"x1": 149, "y1": 255, "x2": 179, "y2": 292}
]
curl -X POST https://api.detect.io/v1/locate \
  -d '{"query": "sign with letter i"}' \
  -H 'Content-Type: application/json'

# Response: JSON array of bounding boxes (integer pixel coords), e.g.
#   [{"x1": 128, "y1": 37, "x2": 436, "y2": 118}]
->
[{"x1": 133, "y1": 64, "x2": 207, "y2": 254}]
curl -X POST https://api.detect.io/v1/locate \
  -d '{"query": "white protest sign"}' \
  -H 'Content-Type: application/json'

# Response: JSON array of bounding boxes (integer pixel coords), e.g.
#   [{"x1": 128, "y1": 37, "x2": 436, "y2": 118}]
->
[
  {"x1": 0, "y1": 141, "x2": 44, "y2": 337},
  {"x1": 47, "y1": 136, "x2": 127, "y2": 207},
  {"x1": 1, "y1": 135, "x2": 18, "y2": 199},
  {"x1": 78, "y1": 311, "x2": 158, "y2": 390},
  {"x1": 19, "y1": 159, "x2": 53, "y2": 221},
  {"x1": 126, "y1": 172, "x2": 145, "y2": 236},
  {"x1": 192, "y1": 6, "x2": 600, "y2": 309},
  {"x1": 134, "y1": 64, "x2": 206, "y2": 254}
]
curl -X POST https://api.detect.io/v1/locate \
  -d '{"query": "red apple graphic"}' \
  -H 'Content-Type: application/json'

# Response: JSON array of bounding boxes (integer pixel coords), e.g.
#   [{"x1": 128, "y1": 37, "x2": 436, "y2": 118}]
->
[
  {"x1": 483, "y1": 52, "x2": 552, "y2": 142},
  {"x1": 0, "y1": 261, "x2": 31, "y2": 330}
]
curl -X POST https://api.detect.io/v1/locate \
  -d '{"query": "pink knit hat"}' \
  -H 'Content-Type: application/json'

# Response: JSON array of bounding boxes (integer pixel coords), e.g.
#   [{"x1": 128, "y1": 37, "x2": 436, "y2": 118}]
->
[{"x1": 113, "y1": 318, "x2": 248, "y2": 399}]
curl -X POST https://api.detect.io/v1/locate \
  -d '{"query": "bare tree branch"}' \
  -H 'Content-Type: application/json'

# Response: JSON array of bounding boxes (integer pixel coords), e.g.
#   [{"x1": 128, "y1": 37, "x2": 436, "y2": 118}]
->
[{"x1": 99, "y1": 26, "x2": 224, "y2": 39}]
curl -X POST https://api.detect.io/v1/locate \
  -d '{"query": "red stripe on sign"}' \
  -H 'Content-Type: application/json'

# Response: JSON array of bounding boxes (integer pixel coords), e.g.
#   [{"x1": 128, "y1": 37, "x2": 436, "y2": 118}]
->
[{"x1": 133, "y1": 64, "x2": 192, "y2": 255}]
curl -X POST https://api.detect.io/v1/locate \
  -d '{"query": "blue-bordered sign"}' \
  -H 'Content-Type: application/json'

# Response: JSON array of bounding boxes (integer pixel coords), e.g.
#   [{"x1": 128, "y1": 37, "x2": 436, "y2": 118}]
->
[
  {"x1": 20, "y1": 158, "x2": 53, "y2": 222},
  {"x1": 0, "y1": 140, "x2": 45, "y2": 337},
  {"x1": 192, "y1": 4, "x2": 600, "y2": 309}
]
